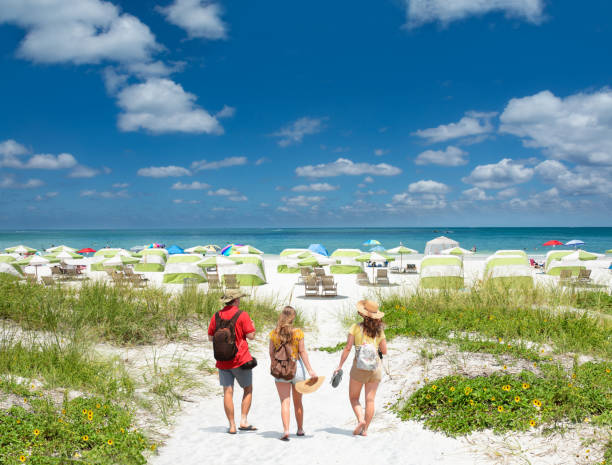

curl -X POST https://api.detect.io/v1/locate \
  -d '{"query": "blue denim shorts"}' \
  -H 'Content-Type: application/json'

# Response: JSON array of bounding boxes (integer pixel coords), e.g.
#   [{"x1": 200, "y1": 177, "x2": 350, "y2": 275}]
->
[{"x1": 274, "y1": 358, "x2": 306, "y2": 384}]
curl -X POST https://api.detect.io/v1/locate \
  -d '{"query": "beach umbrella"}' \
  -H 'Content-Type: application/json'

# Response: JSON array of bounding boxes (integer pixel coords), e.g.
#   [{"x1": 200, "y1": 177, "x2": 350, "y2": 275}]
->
[
  {"x1": 185, "y1": 246, "x2": 209, "y2": 254},
  {"x1": 5, "y1": 245, "x2": 36, "y2": 254},
  {"x1": 45, "y1": 245, "x2": 76, "y2": 253},
  {"x1": 221, "y1": 244, "x2": 263, "y2": 256},
  {"x1": 297, "y1": 253, "x2": 335, "y2": 267},
  {"x1": 559, "y1": 250, "x2": 602, "y2": 261},
  {"x1": 440, "y1": 247, "x2": 474, "y2": 256},
  {"x1": 606, "y1": 249, "x2": 612, "y2": 254},
  {"x1": 48, "y1": 251, "x2": 83, "y2": 260},
  {"x1": 362, "y1": 239, "x2": 381, "y2": 246},
  {"x1": 542, "y1": 240, "x2": 563, "y2": 247},
  {"x1": 424, "y1": 236, "x2": 459, "y2": 255},
  {"x1": 330, "y1": 248, "x2": 363, "y2": 257},
  {"x1": 387, "y1": 245, "x2": 418, "y2": 268},
  {"x1": 166, "y1": 245, "x2": 185, "y2": 255},
  {"x1": 307, "y1": 243, "x2": 329, "y2": 256},
  {"x1": 26, "y1": 255, "x2": 50, "y2": 277},
  {"x1": 0, "y1": 254, "x2": 16, "y2": 263},
  {"x1": 16, "y1": 255, "x2": 59, "y2": 266},
  {"x1": 104, "y1": 254, "x2": 139, "y2": 267},
  {"x1": 77, "y1": 248, "x2": 96, "y2": 254},
  {"x1": 565, "y1": 240, "x2": 585, "y2": 248},
  {"x1": 356, "y1": 251, "x2": 392, "y2": 280}
]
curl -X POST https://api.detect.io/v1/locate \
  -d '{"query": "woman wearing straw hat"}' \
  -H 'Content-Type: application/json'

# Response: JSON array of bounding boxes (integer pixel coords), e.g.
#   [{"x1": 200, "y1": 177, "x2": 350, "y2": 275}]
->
[
  {"x1": 334, "y1": 300, "x2": 387, "y2": 436},
  {"x1": 269, "y1": 306, "x2": 318, "y2": 441}
]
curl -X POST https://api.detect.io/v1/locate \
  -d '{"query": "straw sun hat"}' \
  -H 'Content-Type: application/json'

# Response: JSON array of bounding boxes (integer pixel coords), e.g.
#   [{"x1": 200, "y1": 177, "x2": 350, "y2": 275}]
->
[
  {"x1": 295, "y1": 376, "x2": 326, "y2": 394},
  {"x1": 356, "y1": 300, "x2": 385, "y2": 320},
  {"x1": 220, "y1": 289, "x2": 248, "y2": 304}
]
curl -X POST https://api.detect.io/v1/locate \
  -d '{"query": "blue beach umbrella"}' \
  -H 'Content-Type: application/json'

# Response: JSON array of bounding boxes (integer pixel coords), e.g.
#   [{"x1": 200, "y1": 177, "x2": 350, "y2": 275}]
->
[
  {"x1": 307, "y1": 244, "x2": 329, "y2": 257},
  {"x1": 369, "y1": 245, "x2": 386, "y2": 252},
  {"x1": 166, "y1": 245, "x2": 185, "y2": 255},
  {"x1": 565, "y1": 240, "x2": 585, "y2": 247},
  {"x1": 362, "y1": 239, "x2": 381, "y2": 246}
]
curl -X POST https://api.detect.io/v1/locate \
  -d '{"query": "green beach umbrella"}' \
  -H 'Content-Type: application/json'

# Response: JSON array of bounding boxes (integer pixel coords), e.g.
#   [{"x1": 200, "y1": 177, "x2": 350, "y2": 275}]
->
[
  {"x1": 560, "y1": 250, "x2": 602, "y2": 261},
  {"x1": 355, "y1": 252, "x2": 392, "y2": 263},
  {"x1": 440, "y1": 246, "x2": 474, "y2": 256},
  {"x1": 605, "y1": 249, "x2": 612, "y2": 255},
  {"x1": 47, "y1": 251, "x2": 83, "y2": 260},
  {"x1": 45, "y1": 245, "x2": 77, "y2": 253},
  {"x1": 103, "y1": 254, "x2": 139, "y2": 267},
  {"x1": 5, "y1": 245, "x2": 37, "y2": 254},
  {"x1": 16, "y1": 255, "x2": 59, "y2": 266},
  {"x1": 0, "y1": 254, "x2": 16, "y2": 263},
  {"x1": 386, "y1": 245, "x2": 418, "y2": 268}
]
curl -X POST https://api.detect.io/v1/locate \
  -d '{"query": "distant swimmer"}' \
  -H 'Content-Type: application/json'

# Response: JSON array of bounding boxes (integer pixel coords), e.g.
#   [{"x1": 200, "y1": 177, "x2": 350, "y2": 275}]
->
[{"x1": 471, "y1": 246, "x2": 477, "y2": 252}]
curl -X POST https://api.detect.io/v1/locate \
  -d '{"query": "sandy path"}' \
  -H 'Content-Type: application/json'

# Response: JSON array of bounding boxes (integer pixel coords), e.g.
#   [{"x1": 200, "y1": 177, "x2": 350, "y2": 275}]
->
[{"x1": 150, "y1": 264, "x2": 479, "y2": 465}]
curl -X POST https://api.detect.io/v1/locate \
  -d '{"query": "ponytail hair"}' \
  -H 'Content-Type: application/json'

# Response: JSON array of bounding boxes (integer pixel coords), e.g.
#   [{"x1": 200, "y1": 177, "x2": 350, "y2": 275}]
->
[{"x1": 275, "y1": 306, "x2": 296, "y2": 344}]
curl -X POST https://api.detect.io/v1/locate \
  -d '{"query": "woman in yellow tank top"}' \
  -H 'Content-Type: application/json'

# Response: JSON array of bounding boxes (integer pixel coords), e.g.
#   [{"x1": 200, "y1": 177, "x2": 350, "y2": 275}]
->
[{"x1": 334, "y1": 300, "x2": 387, "y2": 436}]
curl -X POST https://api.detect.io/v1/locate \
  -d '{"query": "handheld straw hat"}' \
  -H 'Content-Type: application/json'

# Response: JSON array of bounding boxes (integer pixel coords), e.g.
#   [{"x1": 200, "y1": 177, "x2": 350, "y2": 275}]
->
[
  {"x1": 295, "y1": 376, "x2": 326, "y2": 394},
  {"x1": 356, "y1": 300, "x2": 384, "y2": 319}
]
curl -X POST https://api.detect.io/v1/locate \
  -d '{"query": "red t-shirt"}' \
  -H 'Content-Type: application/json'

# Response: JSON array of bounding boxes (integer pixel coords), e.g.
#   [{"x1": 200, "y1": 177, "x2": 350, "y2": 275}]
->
[{"x1": 208, "y1": 305, "x2": 255, "y2": 370}]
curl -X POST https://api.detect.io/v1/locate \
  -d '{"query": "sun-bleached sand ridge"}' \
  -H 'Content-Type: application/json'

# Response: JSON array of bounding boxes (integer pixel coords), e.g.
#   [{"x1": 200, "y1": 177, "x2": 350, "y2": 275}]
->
[{"x1": 146, "y1": 255, "x2": 611, "y2": 465}]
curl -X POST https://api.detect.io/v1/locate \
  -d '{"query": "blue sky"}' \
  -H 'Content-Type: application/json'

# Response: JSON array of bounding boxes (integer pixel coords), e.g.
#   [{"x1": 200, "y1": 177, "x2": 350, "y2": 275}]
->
[{"x1": 1, "y1": 0, "x2": 612, "y2": 228}]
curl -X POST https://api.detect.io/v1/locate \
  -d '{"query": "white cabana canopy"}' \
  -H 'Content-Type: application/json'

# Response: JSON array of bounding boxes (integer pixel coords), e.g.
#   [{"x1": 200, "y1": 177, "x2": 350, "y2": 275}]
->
[{"x1": 424, "y1": 236, "x2": 459, "y2": 256}]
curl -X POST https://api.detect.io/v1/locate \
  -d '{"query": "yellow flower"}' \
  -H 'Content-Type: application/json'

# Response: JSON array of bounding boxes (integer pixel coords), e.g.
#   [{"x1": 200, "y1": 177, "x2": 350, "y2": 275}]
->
[
  {"x1": 449, "y1": 386, "x2": 455, "y2": 392},
  {"x1": 498, "y1": 338, "x2": 503, "y2": 343},
  {"x1": 61, "y1": 409, "x2": 66, "y2": 415},
  {"x1": 19, "y1": 456, "x2": 26, "y2": 463},
  {"x1": 120, "y1": 428, "x2": 125, "y2": 433},
  {"x1": 151, "y1": 444, "x2": 157, "y2": 451},
  {"x1": 502, "y1": 385, "x2": 511, "y2": 391},
  {"x1": 522, "y1": 383, "x2": 530, "y2": 389},
  {"x1": 503, "y1": 365, "x2": 507, "y2": 370},
  {"x1": 469, "y1": 399, "x2": 475, "y2": 406},
  {"x1": 606, "y1": 368, "x2": 610, "y2": 373},
  {"x1": 497, "y1": 405, "x2": 504, "y2": 412},
  {"x1": 107, "y1": 439, "x2": 114, "y2": 446},
  {"x1": 431, "y1": 385, "x2": 438, "y2": 391},
  {"x1": 529, "y1": 419, "x2": 536, "y2": 427},
  {"x1": 491, "y1": 396, "x2": 496, "y2": 401},
  {"x1": 88, "y1": 410, "x2": 93, "y2": 416},
  {"x1": 425, "y1": 394, "x2": 431, "y2": 400},
  {"x1": 33, "y1": 429, "x2": 40, "y2": 436},
  {"x1": 532, "y1": 399, "x2": 542, "y2": 407},
  {"x1": 464, "y1": 387, "x2": 472, "y2": 395},
  {"x1": 514, "y1": 396, "x2": 521, "y2": 402},
  {"x1": 483, "y1": 387, "x2": 487, "y2": 392},
  {"x1": 30, "y1": 384, "x2": 35, "y2": 389},
  {"x1": 533, "y1": 363, "x2": 537, "y2": 368},
  {"x1": 82, "y1": 435, "x2": 89, "y2": 441},
  {"x1": 23, "y1": 398, "x2": 27, "y2": 403},
  {"x1": 73, "y1": 452, "x2": 81, "y2": 458},
  {"x1": 584, "y1": 417, "x2": 591, "y2": 423},
  {"x1": 571, "y1": 373, "x2": 576, "y2": 379},
  {"x1": 568, "y1": 383, "x2": 573, "y2": 388},
  {"x1": 96, "y1": 403, "x2": 101, "y2": 409},
  {"x1": 16, "y1": 419, "x2": 21, "y2": 424},
  {"x1": 82, "y1": 409, "x2": 88, "y2": 415}
]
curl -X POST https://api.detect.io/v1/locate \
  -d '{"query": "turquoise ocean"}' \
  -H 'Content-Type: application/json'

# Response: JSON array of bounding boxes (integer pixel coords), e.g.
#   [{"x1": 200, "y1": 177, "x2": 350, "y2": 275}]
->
[{"x1": 1, "y1": 228, "x2": 611, "y2": 256}]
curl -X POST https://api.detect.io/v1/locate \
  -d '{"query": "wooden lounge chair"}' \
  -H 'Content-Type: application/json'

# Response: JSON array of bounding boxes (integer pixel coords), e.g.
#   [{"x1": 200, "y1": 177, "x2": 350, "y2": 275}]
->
[
  {"x1": 577, "y1": 269, "x2": 592, "y2": 284},
  {"x1": 207, "y1": 273, "x2": 222, "y2": 290},
  {"x1": 321, "y1": 276, "x2": 337, "y2": 297},
  {"x1": 297, "y1": 267, "x2": 311, "y2": 285},
  {"x1": 42, "y1": 276, "x2": 55, "y2": 286},
  {"x1": 24, "y1": 273, "x2": 37, "y2": 284},
  {"x1": 304, "y1": 276, "x2": 319, "y2": 297},
  {"x1": 356, "y1": 272, "x2": 370, "y2": 286},
  {"x1": 224, "y1": 274, "x2": 240, "y2": 290},
  {"x1": 405, "y1": 264, "x2": 418, "y2": 274},
  {"x1": 314, "y1": 267, "x2": 325, "y2": 284},
  {"x1": 559, "y1": 269, "x2": 573, "y2": 285},
  {"x1": 375, "y1": 268, "x2": 390, "y2": 286}
]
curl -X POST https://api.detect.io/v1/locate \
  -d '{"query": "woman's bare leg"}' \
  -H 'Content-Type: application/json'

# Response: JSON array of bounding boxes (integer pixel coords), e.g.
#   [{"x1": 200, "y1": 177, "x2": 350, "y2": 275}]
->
[
  {"x1": 361, "y1": 381, "x2": 380, "y2": 436},
  {"x1": 275, "y1": 382, "x2": 292, "y2": 439},
  {"x1": 349, "y1": 377, "x2": 365, "y2": 435},
  {"x1": 292, "y1": 384, "x2": 304, "y2": 434}
]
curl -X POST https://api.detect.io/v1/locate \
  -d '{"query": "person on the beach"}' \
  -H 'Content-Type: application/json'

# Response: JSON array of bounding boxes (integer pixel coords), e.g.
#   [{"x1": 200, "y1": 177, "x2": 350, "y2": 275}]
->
[
  {"x1": 208, "y1": 289, "x2": 257, "y2": 434},
  {"x1": 269, "y1": 306, "x2": 317, "y2": 441},
  {"x1": 334, "y1": 300, "x2": 387, "y2": 436}
]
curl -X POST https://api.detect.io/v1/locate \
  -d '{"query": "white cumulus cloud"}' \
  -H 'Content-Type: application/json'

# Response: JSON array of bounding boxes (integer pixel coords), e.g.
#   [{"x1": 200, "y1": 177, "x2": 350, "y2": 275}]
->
[
  {"x1": 157, "y1": 0, "x2": 227, "y2": 40},
  {"x1": 137, "y1": 165, "x2": 191, "y2": 177},
  {"x1": 68, "y1": 165, "x2": 100, "y2": 178},
  {"x1": 273, "y1": 117, "x2": 325, "y2": 147},
  {"x1": 500, "y1": 89, "x2": 612, "y2": 166},
  {"x1": 408, "y1": 180, "x2": 450, "y2": 194},
  {"x1": 414, "y1": 146, "x2": 468, "y2": 166},
  {"x1": 405, "y1": 0, "x2": 545, "y2": 28},
  {"x1": 291, "y1": 183, "x2": 339, "y2": 192},
  {"x1": 462, "y1": 158, "x2": 533, "y2": 189},
  {"x1": 208, "y1": 188, "x2": 238, "y2": 196},
  {"x1": 117, "y1": 78, "x2": 222, "y2": 134},
  {"x1": 462, "y1": 187, "x2": 491, "y2": 201},
  {"x1": 413, "y1": 111, "x2": 496, "y2": 143},
  {"x1": 171, "y1": 181, "x2": 211, "y2": 190},
  {"x1": 296, "y1": 158, "x2": 401, "y2": 178},
  {"x1": 191, "y1": 156, "x2": 247, "y2": 171},
  {"x1": 0, "y1": 0, "x2": 161, "y2": 65},
  {"x1": 282, "y1": 195, "x2": 325, "y2": 207},
  {"x1": 0, "y1": 175, "x2": 43, "y2": 189}
]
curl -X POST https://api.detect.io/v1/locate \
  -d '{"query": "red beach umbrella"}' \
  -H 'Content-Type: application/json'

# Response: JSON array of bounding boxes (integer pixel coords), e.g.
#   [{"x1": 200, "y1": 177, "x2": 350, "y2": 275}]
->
[
  {"x1": 77, "y1": 248, "x2": 96, "y2": 253},
  {"x1": 542, "y1": 240, "x2": 563, "y2": 247}
]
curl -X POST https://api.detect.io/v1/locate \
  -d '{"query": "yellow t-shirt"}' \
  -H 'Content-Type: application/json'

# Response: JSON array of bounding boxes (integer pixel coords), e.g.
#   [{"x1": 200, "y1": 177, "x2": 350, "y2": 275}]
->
[
  {"x1": 269, "y1": 328, "x2": 304, "y2": 360},
  {"x1": 349, "y1": 323, "x2": 385, "y2": 348}
]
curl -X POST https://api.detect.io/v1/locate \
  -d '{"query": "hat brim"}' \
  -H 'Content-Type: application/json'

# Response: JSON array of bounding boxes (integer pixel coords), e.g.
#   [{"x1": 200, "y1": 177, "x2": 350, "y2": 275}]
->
[
  {"x1": 220, "y1": 292, "x2": 248, "y2": 304},
  {"x1": 295, "y1": 376, "x2": 325, "y2": 394},
  {"x1": 356, "y1": 300, "x2": 384, "y2": 319}
]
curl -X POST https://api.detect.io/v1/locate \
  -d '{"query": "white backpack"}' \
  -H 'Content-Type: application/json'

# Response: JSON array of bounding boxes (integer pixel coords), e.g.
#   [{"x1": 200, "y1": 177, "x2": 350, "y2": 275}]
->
[{"x1": 355, "y1": 327, "x2": 378, "y2": 371}]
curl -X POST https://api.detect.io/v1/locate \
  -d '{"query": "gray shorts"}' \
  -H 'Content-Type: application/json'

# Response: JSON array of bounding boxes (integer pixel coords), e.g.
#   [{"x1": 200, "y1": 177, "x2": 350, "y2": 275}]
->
[
  {"x1": 274, "y1": 358, "x2": 307, "y2": 384},
  {"x1": 218, "y1": 367, "x2": 253, "y2": 388}
]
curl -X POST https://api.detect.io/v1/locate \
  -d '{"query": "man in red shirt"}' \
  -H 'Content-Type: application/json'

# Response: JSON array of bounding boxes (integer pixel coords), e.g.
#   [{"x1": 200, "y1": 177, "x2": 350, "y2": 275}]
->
[{"x1": 208, "y1": 290, "x2": 256, "y2": 434}]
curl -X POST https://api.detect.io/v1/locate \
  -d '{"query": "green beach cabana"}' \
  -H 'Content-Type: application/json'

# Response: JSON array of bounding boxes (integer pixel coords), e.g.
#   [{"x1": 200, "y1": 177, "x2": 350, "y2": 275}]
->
[
  {"x1": 484, "y1": 254, "x2": 533, "y2": 288},
  {"x1": 91, "y1": 254, "x2": 140, "y2": 271},
  {"x1": 94, "y1": 248, "x2": 129, "y2": 258},
  {"x1": 0, "y1": 263, "x2": 22, "y2": 279},
  {"x1": 135, "y1": 252, "x2": 167, "y2": 272},
  {"x1": 223, "y1": 254, "x2": 267, "y2": 285},
  {"x1": 162, "y1": 262, "x2": 206, "y2": 284},
  {"x1": 329, "y1": 248, "x2": 365, "y2": 274},
  {"x1": 419, "y1": 255, "x2": 464, "y2": 289},
  {"x1": 544, "y1": 250, "x2": 575, "y2": 269},
  {"x1": 0, "y1": 254, "x2": 16, "y2": 263},
  {"x1": 545, "y1": 249, "x2": 601, "y2": 276}
]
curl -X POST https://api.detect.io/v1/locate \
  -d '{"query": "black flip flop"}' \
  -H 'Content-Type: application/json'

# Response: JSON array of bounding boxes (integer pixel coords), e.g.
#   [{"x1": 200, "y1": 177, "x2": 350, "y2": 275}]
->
[
  {"x1": 228, "y1": 429, "x2": 237, "y2": 435},
  {"x1": 238, "y1": 425, "x2": 258, "y2": 431},
  {"x1": 331, "y1": 369, "x2": 343, "y2": 388},
  {"x1": 279, "y1": 435, "x2": 290, "y2": 442},
  {"x1": 296, "y1": 432, "x2": 305, "y2": 437}
]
